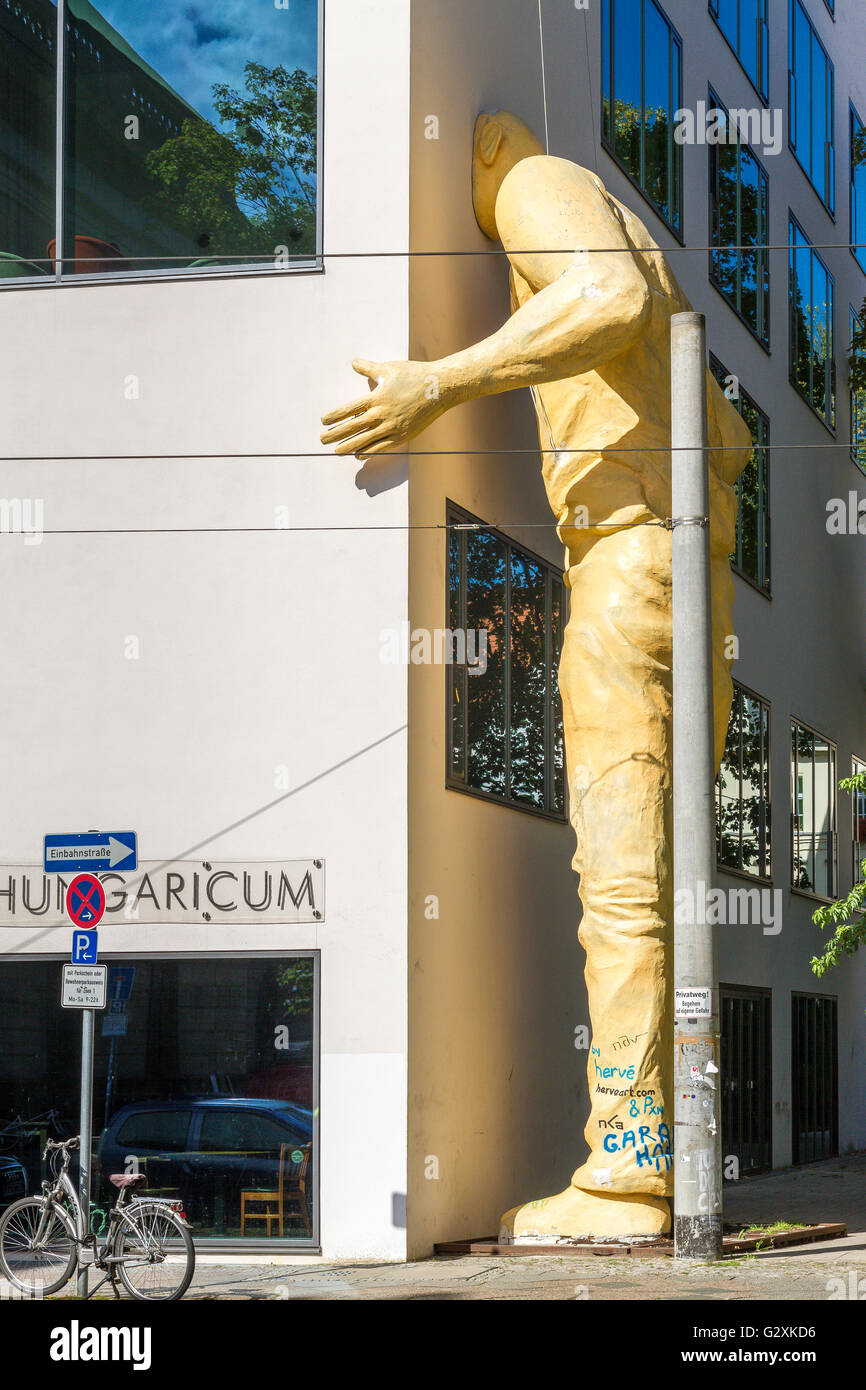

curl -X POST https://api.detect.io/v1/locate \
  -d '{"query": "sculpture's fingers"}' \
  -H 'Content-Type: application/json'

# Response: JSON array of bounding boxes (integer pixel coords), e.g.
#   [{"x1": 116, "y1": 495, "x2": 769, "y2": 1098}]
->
[
  {"x1": 333, "y1": 426, "x2": 391, "y2": 457},
  {"x1": 352, "y1": 357, "x2": 383, "y2": 381},
  {"x1": 357, "y1": 437, "x2": 399, "y2": 460},
  {"x1": 320, "y1": 412, "x2": 378, "y2": 445},
  {"x1": 321, "y1": 394, "x2": 374, "y2": 427}
]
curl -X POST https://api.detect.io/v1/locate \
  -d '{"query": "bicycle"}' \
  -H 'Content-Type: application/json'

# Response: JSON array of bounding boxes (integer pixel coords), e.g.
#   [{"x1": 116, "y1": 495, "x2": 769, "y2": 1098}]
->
[{"x1": 0, "y1": 1137, "x2": 195, "y2": 1301}]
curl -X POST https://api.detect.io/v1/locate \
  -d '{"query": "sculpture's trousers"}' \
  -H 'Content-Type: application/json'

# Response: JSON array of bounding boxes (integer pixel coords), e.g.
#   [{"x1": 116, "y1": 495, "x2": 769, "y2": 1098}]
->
[{"x1": 560, "y1": 520, "x2": 733, "y2": 1199}]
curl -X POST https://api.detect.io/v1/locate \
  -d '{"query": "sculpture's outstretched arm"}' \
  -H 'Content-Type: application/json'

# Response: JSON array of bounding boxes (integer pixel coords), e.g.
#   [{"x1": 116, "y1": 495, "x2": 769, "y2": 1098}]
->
[{"x1": 320, "y1": 157, "x2": 651, "y2": 459}]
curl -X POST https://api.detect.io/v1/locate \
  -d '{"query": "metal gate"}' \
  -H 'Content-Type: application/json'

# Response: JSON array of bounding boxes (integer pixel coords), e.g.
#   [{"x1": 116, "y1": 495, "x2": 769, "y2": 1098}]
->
[
  {"x1": 792, "y1": 993, "x2": 838, "y2": 1163},
  {"x1": 720, "y1": 986, "x2": 772, "y2": 1175}
]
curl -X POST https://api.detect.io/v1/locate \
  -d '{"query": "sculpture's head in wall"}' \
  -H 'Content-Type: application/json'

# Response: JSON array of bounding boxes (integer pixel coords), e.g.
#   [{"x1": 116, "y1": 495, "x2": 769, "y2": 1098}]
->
[{"x1": 472, "y1": 109, "x2": 545, "y2": 240}]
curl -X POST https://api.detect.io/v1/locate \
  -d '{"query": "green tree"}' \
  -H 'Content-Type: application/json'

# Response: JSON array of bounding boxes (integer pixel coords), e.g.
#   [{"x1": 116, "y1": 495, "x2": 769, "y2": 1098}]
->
[
  {"x1": 810, "y1": 773, "x2": 866, "y2": 992},
  {"x1": 146, "y1": 62, "x2": 317, "y2": 260}
]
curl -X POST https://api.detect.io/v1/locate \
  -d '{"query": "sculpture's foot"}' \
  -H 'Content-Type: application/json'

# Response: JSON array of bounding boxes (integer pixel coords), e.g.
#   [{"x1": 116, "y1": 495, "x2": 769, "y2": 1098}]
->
[{"x1": 499, "y1": 1185, "x2": 670, "y2": 1243}]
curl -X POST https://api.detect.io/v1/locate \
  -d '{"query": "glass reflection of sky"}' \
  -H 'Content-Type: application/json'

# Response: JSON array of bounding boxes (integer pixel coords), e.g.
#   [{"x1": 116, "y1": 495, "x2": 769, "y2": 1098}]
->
[{"x1": 82, "y1": 0, "x2": 318, "y2": 124}]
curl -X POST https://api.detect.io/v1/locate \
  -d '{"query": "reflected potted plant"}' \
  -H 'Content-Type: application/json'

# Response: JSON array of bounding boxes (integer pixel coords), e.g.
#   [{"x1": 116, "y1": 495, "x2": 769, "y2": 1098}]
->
[{"x1": 46, "y1": 236, "x2": 131, "y2": 274}]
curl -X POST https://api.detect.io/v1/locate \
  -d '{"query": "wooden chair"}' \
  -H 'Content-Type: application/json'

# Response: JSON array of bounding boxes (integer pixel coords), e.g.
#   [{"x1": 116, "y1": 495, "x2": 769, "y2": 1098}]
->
[{"x1": 240, "y1": 1143, "x2": 312, "y2": 1237}]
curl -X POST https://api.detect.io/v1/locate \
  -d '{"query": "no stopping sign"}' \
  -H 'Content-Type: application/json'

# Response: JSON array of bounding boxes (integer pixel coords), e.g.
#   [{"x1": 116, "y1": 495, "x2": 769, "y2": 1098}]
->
[{"x1": 66, "y1": 873, "x2": 106, "y2": 927}]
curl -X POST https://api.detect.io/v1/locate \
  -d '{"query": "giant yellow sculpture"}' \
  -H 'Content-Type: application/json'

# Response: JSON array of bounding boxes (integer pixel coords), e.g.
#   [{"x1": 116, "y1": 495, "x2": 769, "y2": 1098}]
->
[{"x1": 321, "y1": 112, "x2": 751, "y2": 1239}]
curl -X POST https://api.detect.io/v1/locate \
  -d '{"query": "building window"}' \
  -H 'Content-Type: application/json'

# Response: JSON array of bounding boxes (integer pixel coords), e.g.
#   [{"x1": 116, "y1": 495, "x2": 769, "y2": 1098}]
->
[
  {"x1": 717, "y1": 683, "x2": 771, "y2": 880},
  {"x1": 791, "y1": 721, "x2": 837, "y2": 898},
  {"x1": 851, "y1": 308, "x2": 866, "y2": 472},
  {"x1": 822, "y1": 0, "x2": 834, "y2": 14},
  {"x1": 0, "y1": 955, "x2": 318, "y2": 1244},
  {"x1": 851, "y1": 106, "x2": 866, "y2": 275},
  {"x1": 791, "y1": 993, "x2": 838, "y2": 1164},
  {"x1": 708, "y1": 0, "x2": 769, "y2": 102},
  {"x1": 852, "y1": 757, "x2": 866, "y2": 885},
  {"x1": 721, "y1": 986, "x2": 772, "y2": 1175},
  {"x1": 1, "y1": 0, "x2": 321, "y2": 282},
  {"x1": 447, "y1": 506, "x2": 566, "y2": 818},
  {"x1": 708, "y1": 91, "x2": 770, "y2": 346},
  {"x1": 788, "y1": 0, "x2": 835, "y2": 214},
  {"x1": 789, "y1": 216, "x2": 836, "y2": 428},
  {"x1": 709, "y1": 356, "x2": 771, "y2": 591},
  {"x1": 601, "y1": 0, "x2": 682, "y2": 234}
]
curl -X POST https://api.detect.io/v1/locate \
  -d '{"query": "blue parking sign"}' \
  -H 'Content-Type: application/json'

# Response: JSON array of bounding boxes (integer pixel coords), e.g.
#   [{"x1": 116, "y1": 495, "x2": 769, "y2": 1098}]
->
[{"x1": 71, "y1": 929, "x2": 98, "y2": 964}]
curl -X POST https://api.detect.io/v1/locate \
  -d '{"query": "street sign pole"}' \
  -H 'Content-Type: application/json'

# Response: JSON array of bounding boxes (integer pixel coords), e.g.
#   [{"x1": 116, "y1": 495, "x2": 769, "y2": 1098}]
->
[
  {"x1": 77, "y1": 1007, "x2": 95, "y2": 1299},
  {"x1": 670, "y1": 312, "x2": 723, "y2": 1261}
]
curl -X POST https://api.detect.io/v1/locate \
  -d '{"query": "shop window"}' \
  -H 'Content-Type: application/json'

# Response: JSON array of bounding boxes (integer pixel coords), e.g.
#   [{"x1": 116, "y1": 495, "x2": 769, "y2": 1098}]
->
[
  {"x1": 708, "y1": 90, "x2": 770, "y2": 347},
  {"x1": 789, "y1": 215, "x2": 836, "y2": 428},
  {"x1": 710, "y1": 356, "x2": 771, "y2": 590},
  {"x1": 708, "y1": 0, "x2": 769, "y2": 102},
  {"x1": 788, "y1": 0, "x2": 835, "y2": 214},
  {"x1": 791, "y1": 721, "x2": 837, "y2": 898},
  {"x1": 717, "y1": 683, "x2": 771, "y2": 879},
  {"x1": 447, "y1": 505, "x2": 566, "y2": 818},
  {"x1": 601, "y1": 0, "x2": 682, "y2": 234},
  {"x1": 0, "y1": 0, "x2": 320, "y2": 281},
  {"x1": 792, "y1": 993, "x2": 838, "y2": 1163},
  {"x1": 0, "y1": 954, "x2": 318, "y2": 1245}
]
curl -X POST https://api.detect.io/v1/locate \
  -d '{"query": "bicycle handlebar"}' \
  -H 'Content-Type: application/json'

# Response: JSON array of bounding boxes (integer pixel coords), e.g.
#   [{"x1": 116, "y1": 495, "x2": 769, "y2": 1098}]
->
[{"x1": 42, "y1": 1136, "x2": 79, "y2": 1159}]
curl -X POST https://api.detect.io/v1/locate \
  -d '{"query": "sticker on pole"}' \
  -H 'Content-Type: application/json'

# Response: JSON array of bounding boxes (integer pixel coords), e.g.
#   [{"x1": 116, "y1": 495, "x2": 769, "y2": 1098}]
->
[
  {"x1": 61, "y1": 964, "x2": 108, "y2": 1009},
  {"x1": 675, "y1": 987, "x2": 712, "y2": 1018},
  {"x1": 65, "y1": 873, "x2": 106, "y2": 927}
]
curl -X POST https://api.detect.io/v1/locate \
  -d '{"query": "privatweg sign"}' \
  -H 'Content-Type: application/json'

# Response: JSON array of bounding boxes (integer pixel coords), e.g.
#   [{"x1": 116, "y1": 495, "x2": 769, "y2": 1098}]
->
[{"x1": 0, "y1": 859, "x2": 324, "y2": 927}]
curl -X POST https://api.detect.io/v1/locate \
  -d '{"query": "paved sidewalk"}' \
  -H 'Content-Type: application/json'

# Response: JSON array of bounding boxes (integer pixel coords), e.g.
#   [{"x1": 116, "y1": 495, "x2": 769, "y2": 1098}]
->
[{"x1": 65, "y1": 1152, "x2": 866, "y2": 1300}]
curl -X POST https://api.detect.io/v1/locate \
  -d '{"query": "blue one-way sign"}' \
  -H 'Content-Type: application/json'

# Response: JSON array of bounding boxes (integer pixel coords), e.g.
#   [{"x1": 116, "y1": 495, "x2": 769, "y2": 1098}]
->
[
  {"x1": 44, "y1": 832, "x2": 137, "y2": 874},
  {"x1": 72, "y1": 929, "x2": 98, "y2": 963}
]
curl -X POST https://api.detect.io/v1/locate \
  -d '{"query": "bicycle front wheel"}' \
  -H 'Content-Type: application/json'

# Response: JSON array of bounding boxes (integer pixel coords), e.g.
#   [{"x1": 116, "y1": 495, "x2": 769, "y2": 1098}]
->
[
  {"x1": 112, "y1": 1203, "x2": 195, "y2": 1301},
  {"x1": 0, "y1": 1197, "x2": 77, "y2": 1296}
]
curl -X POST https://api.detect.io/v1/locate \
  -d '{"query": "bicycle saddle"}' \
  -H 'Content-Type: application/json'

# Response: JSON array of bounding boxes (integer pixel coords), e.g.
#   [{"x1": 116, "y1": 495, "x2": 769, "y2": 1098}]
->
[{"x1": 109, "y1": 1173, "x2": 147, "y2": 1188}]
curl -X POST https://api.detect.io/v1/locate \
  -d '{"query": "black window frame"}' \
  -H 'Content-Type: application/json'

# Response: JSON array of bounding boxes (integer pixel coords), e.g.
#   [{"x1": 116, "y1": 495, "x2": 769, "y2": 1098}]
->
[
  {"x1": 851, "y1": 103, "x2": 866, "y2": 277},
  {"x1": 791, "y1": 718, "x2": 838, "y2": 901},
  {"x1": 601, "y1": 0, "x2": 684, "y2": 240},
  {"x1": 716, "y1": 680, "x2": 773, "y2": 883},
  {"x1": 850, "y1": 304, "x2": 866, "y2": 473},
  {"x1": 446, "y1": 503, "x2": 567, "y2": 822},
  {"x1": 707, "y1": 0, "x2": 770, "y2": 105},
  {"x1": 788, "y1": 0, "x2": 836, "y2": 216},
  {"x1": 852, "y1": 756, "x2": 866, "y2": 888},
  {"x1": 709, "y1": 354, "x2": 771, "y2": 594},
  {"x1": 788, "y1": 212, "x2": 836, "y2": 430},
  {"x1": 707, "y1": 87, "x2": 771, "y2": 350}
]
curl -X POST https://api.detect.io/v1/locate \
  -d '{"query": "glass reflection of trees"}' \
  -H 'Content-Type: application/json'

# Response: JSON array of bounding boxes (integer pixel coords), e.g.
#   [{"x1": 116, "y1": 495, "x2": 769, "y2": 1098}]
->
[
  {"x1": 717, "y1": 685, "x2": 771, "y2": 879},
  {"x1": 789, "y1": 217, "x2": 835, "y2": 428},
  {"x1": 709, "y1": 94, "x2": 769, "y2": 346},
  {"x1": 448, "y1": 515, "x2": 565, "y2": 817},
  {"x1": 791, "y1": 722, "x2": 837, "y2": 898}
]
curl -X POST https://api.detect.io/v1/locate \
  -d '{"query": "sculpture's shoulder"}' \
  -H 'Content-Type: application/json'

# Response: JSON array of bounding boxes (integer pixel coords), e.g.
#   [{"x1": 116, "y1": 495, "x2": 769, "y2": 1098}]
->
[{"x1": 497, "y1": 155, "x2": 609, "y2": 220}]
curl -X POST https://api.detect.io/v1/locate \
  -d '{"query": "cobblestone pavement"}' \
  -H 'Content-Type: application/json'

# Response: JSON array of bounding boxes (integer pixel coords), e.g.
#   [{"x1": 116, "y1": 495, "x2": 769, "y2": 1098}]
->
[{"x1": 57, "y1": 1152, "x2": 866, "y2": 1300}]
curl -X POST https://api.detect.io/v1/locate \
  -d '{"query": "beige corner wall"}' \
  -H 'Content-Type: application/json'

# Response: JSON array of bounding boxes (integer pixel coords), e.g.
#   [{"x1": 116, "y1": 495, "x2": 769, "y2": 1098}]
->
[{"x1": 405, "y1": 0, "x2": 587, "y2": 1257}]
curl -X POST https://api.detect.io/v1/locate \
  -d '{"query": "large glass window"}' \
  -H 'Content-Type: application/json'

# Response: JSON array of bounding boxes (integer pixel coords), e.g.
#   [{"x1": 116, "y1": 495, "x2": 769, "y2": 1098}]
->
[
  {"x1": 789, "y1": 215, "x2": 836, "y2": 428},
  {"x1": 0, "y1": 955, "x2": 318, "y2": 1244},
  {"x1": 791, "y1": 722, "x2": 837, "y2": 898},
  {"x1": 0, "y1": 0, "x2": 57, "y2": 277},
  {"x1": 708, "y1": 91, "x2": 770, "y2": 346},
  {"x1": 710, "y1": 356, "x2": 771, "y2": 591},
  {"x1": 708, "y1": 0, "x2": 769, "y2": 102},
  {"x1": 601, "y1": 0, "x2": 682, "y2": 234},
  {"x1": 851, "y1": 106, "x2": 866, "y2": 275},
  {"x1": 717, "y1": 683, "x2": 771, "y2": 880},
  {"x1": 851, "y1": 307, "x2": 866, "y2": 472},
  {"x1": 788, "y1": 0, "x2": 835, "y2": 214},
  {"x1": 447, "y1": 507, "x2": 566, "y2": 817},
  {"x1": 0, "y1": 0, "x2": 320, "y2": 280}
]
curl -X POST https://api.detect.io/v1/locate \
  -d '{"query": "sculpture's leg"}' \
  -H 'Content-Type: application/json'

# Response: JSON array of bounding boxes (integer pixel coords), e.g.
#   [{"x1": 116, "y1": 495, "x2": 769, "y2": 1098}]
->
[{"x1": 502, "y1": 519, "x2": 733, "y2": 1241}]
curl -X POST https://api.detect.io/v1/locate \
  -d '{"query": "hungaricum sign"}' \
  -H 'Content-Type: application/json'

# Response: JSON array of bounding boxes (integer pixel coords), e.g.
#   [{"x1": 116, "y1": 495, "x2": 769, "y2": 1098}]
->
[{"x1": 0, "y1": 860, "x2": 324, "y2": 927}]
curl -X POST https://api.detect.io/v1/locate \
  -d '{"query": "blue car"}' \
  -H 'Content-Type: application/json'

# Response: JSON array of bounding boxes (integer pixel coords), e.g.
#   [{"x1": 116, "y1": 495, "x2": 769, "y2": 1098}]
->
[{"x1": 98, "y1": 1098, "x2": 313, "y2": 1231}]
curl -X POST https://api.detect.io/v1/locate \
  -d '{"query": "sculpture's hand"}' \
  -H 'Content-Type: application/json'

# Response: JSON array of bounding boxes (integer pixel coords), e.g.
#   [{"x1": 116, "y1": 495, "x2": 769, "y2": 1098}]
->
[{"x1": 320, "y1": 358, "x2": 449, "y2": 458}]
